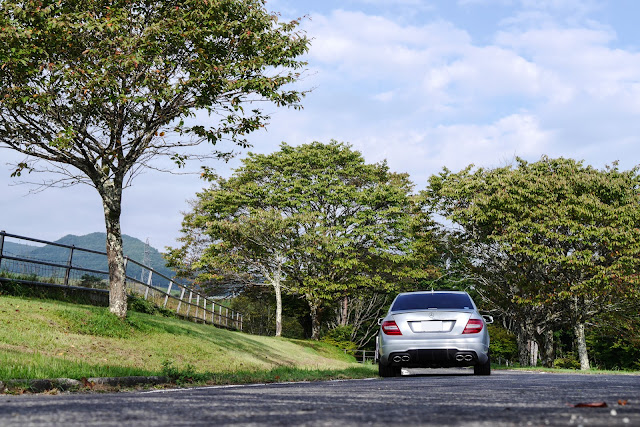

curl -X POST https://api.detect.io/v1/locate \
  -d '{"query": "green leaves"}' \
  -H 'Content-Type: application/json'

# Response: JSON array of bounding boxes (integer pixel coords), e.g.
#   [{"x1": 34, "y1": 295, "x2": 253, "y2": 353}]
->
[
  {"x1": 169, "y1": 141, "x2": 437, "y2": 337},
  {"x1": 427, "y1": 156, "x2": 640, "y2": 347},
  {"x1": 0, "y1": 0, "x2": 310, "y2": 182}
]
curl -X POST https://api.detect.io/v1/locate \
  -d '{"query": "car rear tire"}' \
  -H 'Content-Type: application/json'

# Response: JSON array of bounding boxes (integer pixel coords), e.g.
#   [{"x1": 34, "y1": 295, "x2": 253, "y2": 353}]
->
[
  {"x1": 378, "y1": 362, "x2": 400, "y2": 377},
  {"x1": 474, "y1": 355, "x2": 491, "y2": 376}
]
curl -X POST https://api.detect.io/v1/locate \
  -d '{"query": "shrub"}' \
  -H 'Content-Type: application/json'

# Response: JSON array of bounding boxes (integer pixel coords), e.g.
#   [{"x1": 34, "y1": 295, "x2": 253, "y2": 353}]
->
[
  {"x1": 128, "y1": 295, "x2": 158, "y2": 315},
  {"x1": 161, "y1": 360, "x2": 208, "y2": 384},
  {"x1": 553, "y1": 356, "x2": 581, "y2": 370},
  {"x1": 321, "y1": 325, "x2": 357, "y2": 352},
  {"x1": 56, "y1": 308, "x2": 138, "y2": 338},
  {"x1": 488, "y1": 325, "x2": 518, "y2": 362}
]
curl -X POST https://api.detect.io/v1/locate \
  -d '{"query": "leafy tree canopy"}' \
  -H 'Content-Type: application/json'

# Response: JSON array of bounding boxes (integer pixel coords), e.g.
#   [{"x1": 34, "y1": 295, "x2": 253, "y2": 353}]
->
[
  {"x1": 0, "y1": 0, "x2": 309, "y2": 181},
  {"x1": 168, "y1": 141, "x2": 437, "y2": 338},
  {"x1": 426, "y1": 156, "x2": 640, "y2": 368}
]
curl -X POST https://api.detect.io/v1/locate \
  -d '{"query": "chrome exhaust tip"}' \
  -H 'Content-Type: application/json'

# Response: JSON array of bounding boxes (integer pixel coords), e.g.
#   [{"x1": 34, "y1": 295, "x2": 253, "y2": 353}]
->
[
  {"x1": 465, "y1": 355, "x2": 473, "y2": 362},
  {"x1": 455, "y1": 354, "x2": 465, "y2": 361},
  {"x1": 401, "y1": 355, "x2": 410, "y2": 362},
  {"x1": 393, "y1": 355, "x2": 402, "y2": 363}
]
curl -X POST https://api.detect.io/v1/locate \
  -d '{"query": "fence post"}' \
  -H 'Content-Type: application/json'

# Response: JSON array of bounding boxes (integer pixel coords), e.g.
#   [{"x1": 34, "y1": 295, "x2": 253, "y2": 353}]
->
[
  {"x1": 176, "y1": 286, "x2": 186, "y2": 314},
  {"x1": 144, "y1": 270, "x2": 153, "y2": 300},
  {"x1": 212, "y1": 303, "x2": 216, "y2": 324},
  {"x1": 123, "y1": 257, "x2": 129, "y2": 291},
  {"x1": 186, "y1": 291, "x2": 193, "y2": 317},
  {"x1": 195, "y1": 294, "x2": 200, "y2": 319},
  {"x1": 240, "y1": 314, "x2": 243, "y2": 331},
  {"x1": 147, "y1": 271, "x2": 154, "y2": 299},
  {"x1": 0, "y1": 230, "x2": 5, "y2": 271},
  {"x1": 63, "y1": 245, "x2": 75, "y2": 286},
  {"x1": 163, "y1": 281, "x2": 173, "y2": 308}
]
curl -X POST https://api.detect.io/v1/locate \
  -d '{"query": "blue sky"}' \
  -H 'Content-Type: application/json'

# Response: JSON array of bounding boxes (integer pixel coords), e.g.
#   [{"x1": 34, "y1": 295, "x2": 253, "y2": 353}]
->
[{"x1": 2, "y1": 0, "x2": 640, "y2": 250}]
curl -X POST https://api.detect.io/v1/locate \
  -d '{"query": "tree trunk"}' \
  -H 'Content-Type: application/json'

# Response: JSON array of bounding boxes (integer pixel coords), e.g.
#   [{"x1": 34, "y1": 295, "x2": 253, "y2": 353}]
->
[
  {"x1": 274, "y1": 282, "x2": 282, "y2": 337},
  {"x1": 340, "y1": 296, "x2": 348, "y2": 326},
  {"x1": 574, "y1": 322, "x2": 590, "y2": 370},
  {"x1": 540, "y1": 327, "x2": 555, "y2": 368},
  {"x1": 516, "y1": 322, "x2": 533, "y2": 366},
  {"x1": 100, "y1": 179, "x2": 127, "y2": 318},
  {"x1": 308, "y1": 298, "x2": 322, "y2": 340},
  {"x1": 529, "y1": 340, "x2": 538, "y2": 367}
]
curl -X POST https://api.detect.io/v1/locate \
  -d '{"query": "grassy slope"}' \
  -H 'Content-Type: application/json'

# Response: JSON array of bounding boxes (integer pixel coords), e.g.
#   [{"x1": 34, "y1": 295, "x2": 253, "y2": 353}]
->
[{"x1": 0, "y1": 295, "x2": 374, "y2": 382}]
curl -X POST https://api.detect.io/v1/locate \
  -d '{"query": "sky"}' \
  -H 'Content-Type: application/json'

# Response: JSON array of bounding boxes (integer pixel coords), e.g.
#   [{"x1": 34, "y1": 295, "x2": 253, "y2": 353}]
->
[{"x1": 2, "y1": 0, "x2": 640, "y2": 251}]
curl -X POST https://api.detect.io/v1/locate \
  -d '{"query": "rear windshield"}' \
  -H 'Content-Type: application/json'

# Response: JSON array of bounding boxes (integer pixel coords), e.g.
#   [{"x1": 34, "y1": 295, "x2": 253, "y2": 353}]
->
[{"x1": 391, "y1": 293, "x2": 473, "y2": 311}]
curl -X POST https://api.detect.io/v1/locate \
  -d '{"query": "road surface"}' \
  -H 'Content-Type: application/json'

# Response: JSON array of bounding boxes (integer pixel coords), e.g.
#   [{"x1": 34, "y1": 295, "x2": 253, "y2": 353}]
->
[{"x1": 0, "y1": 370, "x2": 638, "y2": 426}]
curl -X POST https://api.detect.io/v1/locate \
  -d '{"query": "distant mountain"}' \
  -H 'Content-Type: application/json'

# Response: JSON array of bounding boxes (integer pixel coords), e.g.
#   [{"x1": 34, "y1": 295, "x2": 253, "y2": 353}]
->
[
  {"x1": 1, "y1": 233, "x2": 175, "y2": 287},
  {"x1": 2, "y1": 241, "x2": 37, "y2": 257}
]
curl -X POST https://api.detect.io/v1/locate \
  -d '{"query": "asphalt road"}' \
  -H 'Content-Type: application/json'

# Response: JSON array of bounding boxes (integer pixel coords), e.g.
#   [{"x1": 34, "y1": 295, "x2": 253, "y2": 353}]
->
[{"x1": 0, "y1": 370, "x2": 638, "y2": 426}]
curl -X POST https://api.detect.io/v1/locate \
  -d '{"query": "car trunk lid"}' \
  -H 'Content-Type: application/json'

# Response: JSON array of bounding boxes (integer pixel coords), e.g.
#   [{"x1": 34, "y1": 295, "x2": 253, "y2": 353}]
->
[{"x1": 391, "y1": 310, "x2": 473, "y2": 337}]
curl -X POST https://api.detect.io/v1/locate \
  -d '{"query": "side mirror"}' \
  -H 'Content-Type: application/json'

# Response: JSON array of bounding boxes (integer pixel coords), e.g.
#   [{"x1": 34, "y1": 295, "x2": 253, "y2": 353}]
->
[
  {"x1": 482, "y1": 315, "x2": 494, "y2": 324},
  {"x1": 377, "y1": 318, "x2": 384, "y2": 326}
]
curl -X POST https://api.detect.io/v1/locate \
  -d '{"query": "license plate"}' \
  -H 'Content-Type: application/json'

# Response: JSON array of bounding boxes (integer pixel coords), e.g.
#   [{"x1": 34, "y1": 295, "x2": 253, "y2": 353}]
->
[{"x1": 421, "y1": 321, "x2": 443, "y2": 332}]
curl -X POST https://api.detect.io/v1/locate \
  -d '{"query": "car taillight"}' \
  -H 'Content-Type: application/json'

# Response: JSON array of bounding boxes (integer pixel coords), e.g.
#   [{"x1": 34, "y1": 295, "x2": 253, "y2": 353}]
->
[
  {"x1": 381, "y1": 320, "x2": 402, "y2": 335},
  {"x1": 462, "y1": 319, "x2": 483, "y2": 334}
]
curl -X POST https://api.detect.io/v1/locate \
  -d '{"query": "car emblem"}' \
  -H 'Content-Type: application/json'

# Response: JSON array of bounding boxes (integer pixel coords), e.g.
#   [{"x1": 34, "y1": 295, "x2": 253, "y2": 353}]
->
[{"x1": 429, "y1": 312, "x2": 435, "y2": 318}]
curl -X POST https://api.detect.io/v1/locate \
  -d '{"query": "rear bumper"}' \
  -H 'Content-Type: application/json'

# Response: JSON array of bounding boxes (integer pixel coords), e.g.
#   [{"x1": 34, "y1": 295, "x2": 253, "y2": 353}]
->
[{"x1": 379, "y1": 338, "x2": 489, "y2": 367}]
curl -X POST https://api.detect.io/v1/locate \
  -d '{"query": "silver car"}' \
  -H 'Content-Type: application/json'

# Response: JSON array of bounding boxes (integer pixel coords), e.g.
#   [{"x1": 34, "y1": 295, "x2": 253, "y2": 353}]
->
[{"x1": 377, "y1": 291, "x2": 492, "y2": 377}]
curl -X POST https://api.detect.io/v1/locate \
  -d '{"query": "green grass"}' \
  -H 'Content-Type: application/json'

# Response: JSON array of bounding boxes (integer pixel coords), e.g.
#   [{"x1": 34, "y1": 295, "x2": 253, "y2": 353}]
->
[
  {"x1": 160, "y1": 363, "x2": 377, "y2": 386},
  {"x1": 0, "y1": 351, "x2": 155, "y2": 380},
  {"x1": 0, "y1": 295, "x2": 375, "y2": 387}
]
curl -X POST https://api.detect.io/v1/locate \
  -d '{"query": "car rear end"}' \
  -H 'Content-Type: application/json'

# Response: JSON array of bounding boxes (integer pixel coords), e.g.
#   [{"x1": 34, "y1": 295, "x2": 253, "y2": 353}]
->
[{"x1": 377, "y1": 291, "x2": 491, "y2": 376}]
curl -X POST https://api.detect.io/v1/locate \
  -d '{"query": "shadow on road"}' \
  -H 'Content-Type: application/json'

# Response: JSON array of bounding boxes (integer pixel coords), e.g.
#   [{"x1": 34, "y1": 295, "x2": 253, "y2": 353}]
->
[{"x1": 399, "y1": 367, "x2": 476, "y2": 377}]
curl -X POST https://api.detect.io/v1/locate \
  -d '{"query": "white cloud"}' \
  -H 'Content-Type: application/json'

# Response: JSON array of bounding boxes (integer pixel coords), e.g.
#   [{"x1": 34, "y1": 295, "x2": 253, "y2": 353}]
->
[
  {"x1": 458, "y1": 0, "x2": 514, "y2": 5},
  {"x1": 349, "y1": 113, "x2": 553, "y2": 186},
  {"x1": 496, "y1": 27, "x2": 640, "y2": 110},
  {"x1": 305, "y1": 7, "x2": 640, "y2": 144},
  {"x1": 518, "y1": 0, "x2": 601, "y2": 15},
  {"x1": 351, "y1": 0, "x2": 432, "y2": 6},
  {"x1": 372, "y1": 91, "x2": 395, "y2": 102},
  {"x1": 305, "y1": 10, "x2": 471, "y2": 78}
]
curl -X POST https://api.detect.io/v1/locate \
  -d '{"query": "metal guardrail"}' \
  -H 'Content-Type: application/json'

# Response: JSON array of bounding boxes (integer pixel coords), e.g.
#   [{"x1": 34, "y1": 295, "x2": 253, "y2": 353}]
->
[{"x1": 0, "y1": 230, "x2": 242, "y2": 331}]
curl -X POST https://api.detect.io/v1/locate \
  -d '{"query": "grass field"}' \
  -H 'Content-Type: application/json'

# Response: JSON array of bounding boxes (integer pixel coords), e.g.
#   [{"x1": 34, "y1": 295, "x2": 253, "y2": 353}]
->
[{"x1": 0, "y1": 295, "x2": 376, "y2": 387}]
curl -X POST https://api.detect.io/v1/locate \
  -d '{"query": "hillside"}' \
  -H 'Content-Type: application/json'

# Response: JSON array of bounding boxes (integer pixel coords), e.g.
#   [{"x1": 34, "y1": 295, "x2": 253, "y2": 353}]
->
[
  {"x1": 0, "y1": 295, "x2": 373, "y2": 385},
  {"x1": 2, "y1": 233, "x2": 175, "y2": 286},
  {"x1": 2, "y1": 241, "x2": 36, "y2": 257}
]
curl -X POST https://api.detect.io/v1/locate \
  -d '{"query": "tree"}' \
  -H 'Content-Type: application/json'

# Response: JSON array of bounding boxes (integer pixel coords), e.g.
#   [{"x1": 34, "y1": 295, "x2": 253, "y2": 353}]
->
[
  {"x1": 168, "y1": 207, "x2": 302, "y2": 337},
  {"x1": 169, "y1": 141, "x2": 435, "y2": 339},
  {"x1": 426, "y1": 157, "x2": 640, "y2": 369},
  {"x1": 0, "y1": 0, "x2": 309, "y2": 317},
  {"x1": 328, "y1": 291, "x2": 392, "y2": 349}
]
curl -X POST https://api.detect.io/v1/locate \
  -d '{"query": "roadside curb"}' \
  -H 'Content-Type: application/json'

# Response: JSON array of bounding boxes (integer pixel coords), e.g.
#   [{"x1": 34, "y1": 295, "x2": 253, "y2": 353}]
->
[{"x1": 0, "y1": 376, "x2": 170, "y2": 394}]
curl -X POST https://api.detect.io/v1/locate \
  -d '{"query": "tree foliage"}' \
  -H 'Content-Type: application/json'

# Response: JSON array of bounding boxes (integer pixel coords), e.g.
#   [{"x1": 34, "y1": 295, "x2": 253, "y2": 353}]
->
[
  {"x1": 0, "y1": 0, "x2": 309, "y2": 317},
  {"x1": 168, "y1": 141, "x2": 436, "y2": 339},
  {"x1": 426, "y1": 157, "x2": 640, "y2": 368}
]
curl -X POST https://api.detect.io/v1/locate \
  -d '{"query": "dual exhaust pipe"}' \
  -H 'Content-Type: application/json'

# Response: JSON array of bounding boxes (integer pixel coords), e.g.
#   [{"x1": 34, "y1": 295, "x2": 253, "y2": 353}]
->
[
  {"x1": 456, "y1": 354, "x2": 474, "y2": 362},
  {"x1": 392, "y1": 354, "x2": 411, "y2": 363}
]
